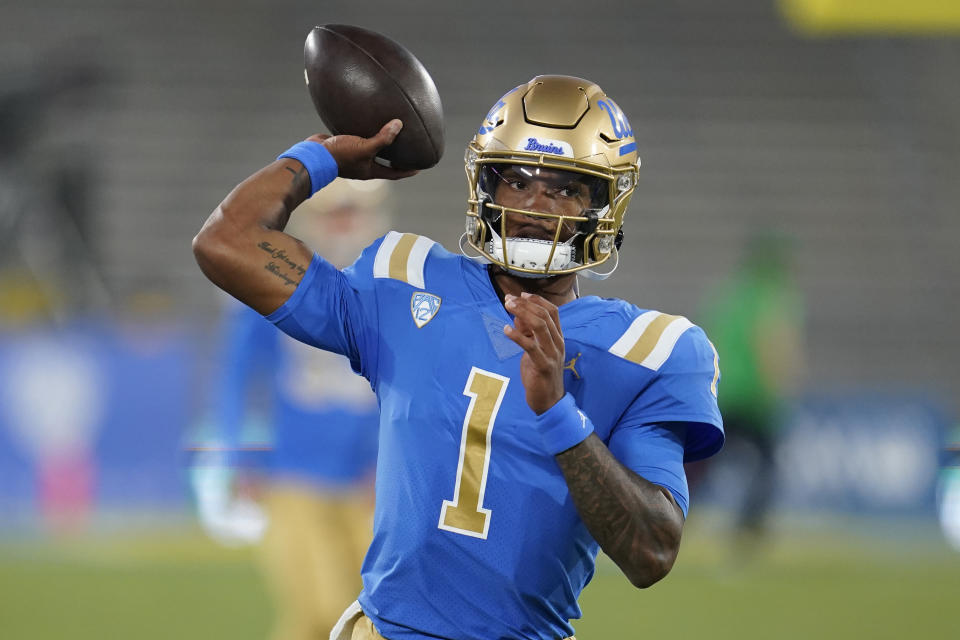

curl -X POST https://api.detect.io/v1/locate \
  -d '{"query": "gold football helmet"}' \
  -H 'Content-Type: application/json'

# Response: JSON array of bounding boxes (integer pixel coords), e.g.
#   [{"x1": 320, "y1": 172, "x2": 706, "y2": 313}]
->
[{"x1": 463, "y1": 75, "x2": 640, "y2": 278}]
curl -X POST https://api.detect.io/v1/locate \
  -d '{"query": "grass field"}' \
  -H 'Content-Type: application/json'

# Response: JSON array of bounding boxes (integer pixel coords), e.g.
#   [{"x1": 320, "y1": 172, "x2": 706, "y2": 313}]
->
[{"x1": 0, "y1": 513, "x2": 957, "y2": 640}]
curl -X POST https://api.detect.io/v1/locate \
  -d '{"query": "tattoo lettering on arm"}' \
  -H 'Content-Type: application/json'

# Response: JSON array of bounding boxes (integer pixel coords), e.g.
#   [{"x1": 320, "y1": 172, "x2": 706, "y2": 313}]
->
[
  {"x1": 265, "y1": 262, "x2": 297, "y2": 286},
  {"x1": 258, "y1": 240, "x2": 307, "y2": 287}
]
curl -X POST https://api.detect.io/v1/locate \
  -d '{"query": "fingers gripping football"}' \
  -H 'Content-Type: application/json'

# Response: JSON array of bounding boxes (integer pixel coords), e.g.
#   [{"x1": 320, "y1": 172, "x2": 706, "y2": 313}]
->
[
  {"x1": 503, "y1": 293, "x2": 566, "y2": 414},
  {"x1": 307, "y1": 120, "x2": 419, "y2": 181}
]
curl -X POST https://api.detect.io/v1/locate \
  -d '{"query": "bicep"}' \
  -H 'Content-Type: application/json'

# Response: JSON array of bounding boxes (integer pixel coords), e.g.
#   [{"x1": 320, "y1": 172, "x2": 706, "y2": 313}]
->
[{"x1": 194, "y1": 215, "x2": 314, "y2": 316}]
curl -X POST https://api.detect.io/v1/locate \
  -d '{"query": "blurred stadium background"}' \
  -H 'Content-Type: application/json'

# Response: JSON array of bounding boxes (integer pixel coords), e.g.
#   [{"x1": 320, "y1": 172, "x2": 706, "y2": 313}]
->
[{"x1": 1, "y1": 1, "x2": 958, "y2": 638}]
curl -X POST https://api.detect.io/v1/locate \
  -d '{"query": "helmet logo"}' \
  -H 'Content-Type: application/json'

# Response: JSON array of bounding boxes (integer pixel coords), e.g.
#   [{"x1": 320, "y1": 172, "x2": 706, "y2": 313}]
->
[
  {"x1": 478, "y1": 87, "x2": 520, "y2": 135},
  {"x1": 522, "y1": 137, "x2": 573, "y2": 157},
  {"x1": 597, "y1": 99, "x2": 633, "y2": 140}
]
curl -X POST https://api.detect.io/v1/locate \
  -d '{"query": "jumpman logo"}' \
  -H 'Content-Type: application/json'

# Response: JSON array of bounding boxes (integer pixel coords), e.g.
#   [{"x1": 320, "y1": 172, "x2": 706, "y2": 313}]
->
[{"x1": 563, "y1": 352, "x2": 582, "y2": 380}]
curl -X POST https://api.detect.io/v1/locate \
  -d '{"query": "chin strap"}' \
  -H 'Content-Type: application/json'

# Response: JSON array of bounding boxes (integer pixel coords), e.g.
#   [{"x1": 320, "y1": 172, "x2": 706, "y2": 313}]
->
[
  {"x1": 459, "y1": 233, "x2": 558, "y2": 280},
  {"x1": 486, "y1": 228, "x2": 577, "y2": 273},
  {"x1": 460, "y1": 230, "x2": 618, "y2": 281},
  {"x1": 579, "y1": 247, "x2": 620, "y2": 281}
]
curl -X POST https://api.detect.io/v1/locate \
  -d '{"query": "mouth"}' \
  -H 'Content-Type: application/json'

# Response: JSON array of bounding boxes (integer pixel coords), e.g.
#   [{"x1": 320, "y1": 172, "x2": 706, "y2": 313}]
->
[{"x1": 509, "y1": 223, "x2": 557, "y2": 242}]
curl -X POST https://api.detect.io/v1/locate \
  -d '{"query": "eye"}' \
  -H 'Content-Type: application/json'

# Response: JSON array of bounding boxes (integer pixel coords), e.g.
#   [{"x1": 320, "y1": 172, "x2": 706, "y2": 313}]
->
[{"x1": 555, "y1": 184, "x2": 585, "y2": 199}]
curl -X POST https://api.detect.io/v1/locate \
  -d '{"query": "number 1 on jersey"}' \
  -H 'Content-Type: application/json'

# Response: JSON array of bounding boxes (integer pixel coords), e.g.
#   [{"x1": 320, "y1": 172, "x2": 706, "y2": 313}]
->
[{"x1": 438, "y1": 367, "x2": 509, "y2": 539}]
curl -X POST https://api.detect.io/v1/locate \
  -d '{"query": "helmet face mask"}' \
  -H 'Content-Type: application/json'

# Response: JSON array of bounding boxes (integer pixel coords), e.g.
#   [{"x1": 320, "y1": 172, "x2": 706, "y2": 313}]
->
[{"x1": 463, "y1": 75, "x2": 640, "y2": 278}]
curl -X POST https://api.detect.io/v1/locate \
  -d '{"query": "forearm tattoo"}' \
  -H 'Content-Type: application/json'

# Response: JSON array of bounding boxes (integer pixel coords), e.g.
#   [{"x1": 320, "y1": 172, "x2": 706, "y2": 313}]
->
[
  {"x1": 282, "y1": 165, "x2": 312, "y2": 211},
  {"x1": 258, "y1": 240, "x2": 306, "y2": 287},
  {"x1": 285, "y1": 165, "x2": 309, "y2": 189},
  {"x1": 555, "y1": 434, "x2": 681, "y2": 582}
]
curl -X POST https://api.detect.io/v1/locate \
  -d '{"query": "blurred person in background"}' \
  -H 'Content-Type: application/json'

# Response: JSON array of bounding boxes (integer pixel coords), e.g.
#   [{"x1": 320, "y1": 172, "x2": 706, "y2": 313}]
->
[
  {"x1": 194, "y1": 179, "x2": 388, "y2": 640},
  {"x1": 700, "y1": 232, "x2": 804, "y2": 560}
]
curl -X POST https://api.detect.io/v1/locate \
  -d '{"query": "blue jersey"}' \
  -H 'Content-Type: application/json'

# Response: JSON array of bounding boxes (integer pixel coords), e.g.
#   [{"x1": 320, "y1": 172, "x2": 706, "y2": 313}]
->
[
  {"x1": 267, "y1": 232, "x2": 723, "y2": 640},
  {"x1": 215, "y1": 300, "x2": 378, "y2": 486}
]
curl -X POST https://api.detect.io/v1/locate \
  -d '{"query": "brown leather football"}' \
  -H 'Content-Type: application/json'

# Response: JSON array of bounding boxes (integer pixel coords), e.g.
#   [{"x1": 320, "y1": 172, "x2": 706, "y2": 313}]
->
[{"x1": 304, "y1": 24, "x2": 445, "y2": 170}]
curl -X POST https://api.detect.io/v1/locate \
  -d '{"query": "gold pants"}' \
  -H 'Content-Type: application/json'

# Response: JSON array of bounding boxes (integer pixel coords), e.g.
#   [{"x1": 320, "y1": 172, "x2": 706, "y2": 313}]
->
[
  {"x1": 349, "y1": 614, "x2": 386, "y2": 640},
  {"x1": 259, "y1": 483, "x2": 373, "y2": 640},
  {"x1": 331, "y1": 601, "x2": 576, "y2": 640}
]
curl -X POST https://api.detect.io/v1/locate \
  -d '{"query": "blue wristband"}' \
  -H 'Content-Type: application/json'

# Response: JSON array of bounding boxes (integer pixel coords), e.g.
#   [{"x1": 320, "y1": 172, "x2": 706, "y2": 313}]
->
[
  {"x1": 535, "y1": 393, "x2": 594, "y2": 455},
  {"x1": 277, "y1": 141, "x2": 338, "y2": 196}
]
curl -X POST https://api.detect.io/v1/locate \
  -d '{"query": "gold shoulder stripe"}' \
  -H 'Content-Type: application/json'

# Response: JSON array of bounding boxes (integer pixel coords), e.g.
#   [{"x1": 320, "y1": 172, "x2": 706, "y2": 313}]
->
[
  {"x1": 623, "y1": 313, "x2": 678, "y2": 364},
  {"x1": 609, "y1": 311, "x2": 694, "y2": 370},
  {"x1": 373, "y1": 231, "x2": 435, "y2": 288},
  {"x1": 389, "y1": 233, "x2": 419, "y2": 281}
]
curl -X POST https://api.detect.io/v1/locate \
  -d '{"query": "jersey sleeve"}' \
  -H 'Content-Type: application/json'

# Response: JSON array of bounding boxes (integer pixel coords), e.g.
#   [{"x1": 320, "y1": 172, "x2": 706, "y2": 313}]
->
[
  {"x1": 608, "y1": 423, "x2": 689, "y2": 516},
  {"x1": 610, "y1": 324, "x2": 724, "y2": 464},
  {"x1": 264, "y1": 236, "x2": 384, "y2": 386},
  {"x1": 650, "y1": 325, "x2": 723, "y2": 461}
]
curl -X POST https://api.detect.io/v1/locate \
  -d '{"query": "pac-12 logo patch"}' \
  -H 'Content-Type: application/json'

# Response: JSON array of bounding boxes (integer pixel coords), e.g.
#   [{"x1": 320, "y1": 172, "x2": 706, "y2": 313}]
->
[{"x1": 411, "y1": 292, "x2": 442, "y2": 328}]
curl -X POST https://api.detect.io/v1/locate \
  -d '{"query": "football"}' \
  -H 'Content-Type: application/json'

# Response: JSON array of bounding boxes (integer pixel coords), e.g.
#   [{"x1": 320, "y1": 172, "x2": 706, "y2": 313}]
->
[{"x1": 304, "y1": 24, "x2": 445, "y2": 170}]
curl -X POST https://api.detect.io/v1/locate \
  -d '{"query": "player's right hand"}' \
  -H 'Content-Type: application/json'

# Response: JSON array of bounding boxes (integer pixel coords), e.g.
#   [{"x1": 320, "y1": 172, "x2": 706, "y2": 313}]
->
[
  {"x1": 308, "y1": 120, "x2": 419, "y2": 181},
  {"x1": 503, "y1": 292, "x2": 567, "y2": 415}
]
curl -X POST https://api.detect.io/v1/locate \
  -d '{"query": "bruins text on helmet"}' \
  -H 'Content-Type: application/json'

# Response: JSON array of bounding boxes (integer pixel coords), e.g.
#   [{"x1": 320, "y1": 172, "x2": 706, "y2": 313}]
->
[{"x1": 462, "y1": 75, "x2": 640, "y2": 279}]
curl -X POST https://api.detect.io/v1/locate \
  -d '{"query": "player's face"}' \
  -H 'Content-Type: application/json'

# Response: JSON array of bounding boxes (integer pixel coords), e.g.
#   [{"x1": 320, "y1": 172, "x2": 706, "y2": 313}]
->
[{"x1": 491, "y1": 165, "x2": 597, "y2": 241}]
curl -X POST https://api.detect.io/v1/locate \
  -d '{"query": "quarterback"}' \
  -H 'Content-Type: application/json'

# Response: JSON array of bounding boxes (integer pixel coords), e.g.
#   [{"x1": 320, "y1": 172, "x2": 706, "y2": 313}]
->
[{"x1": 194, "y1": 76, "x2": 724, "y2": 640}]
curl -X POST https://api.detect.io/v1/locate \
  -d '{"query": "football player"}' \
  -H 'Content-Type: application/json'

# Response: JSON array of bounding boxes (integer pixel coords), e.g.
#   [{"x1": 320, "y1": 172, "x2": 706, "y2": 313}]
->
[{"x1": 194, "y1": 75, "x2": 724, "y2": 640}]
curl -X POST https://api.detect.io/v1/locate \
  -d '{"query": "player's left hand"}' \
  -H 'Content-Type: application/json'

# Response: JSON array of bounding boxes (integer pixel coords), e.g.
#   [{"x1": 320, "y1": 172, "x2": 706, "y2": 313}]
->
[{"x1": 503, "y1": 292, "x2": 566, "y2": 414}]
